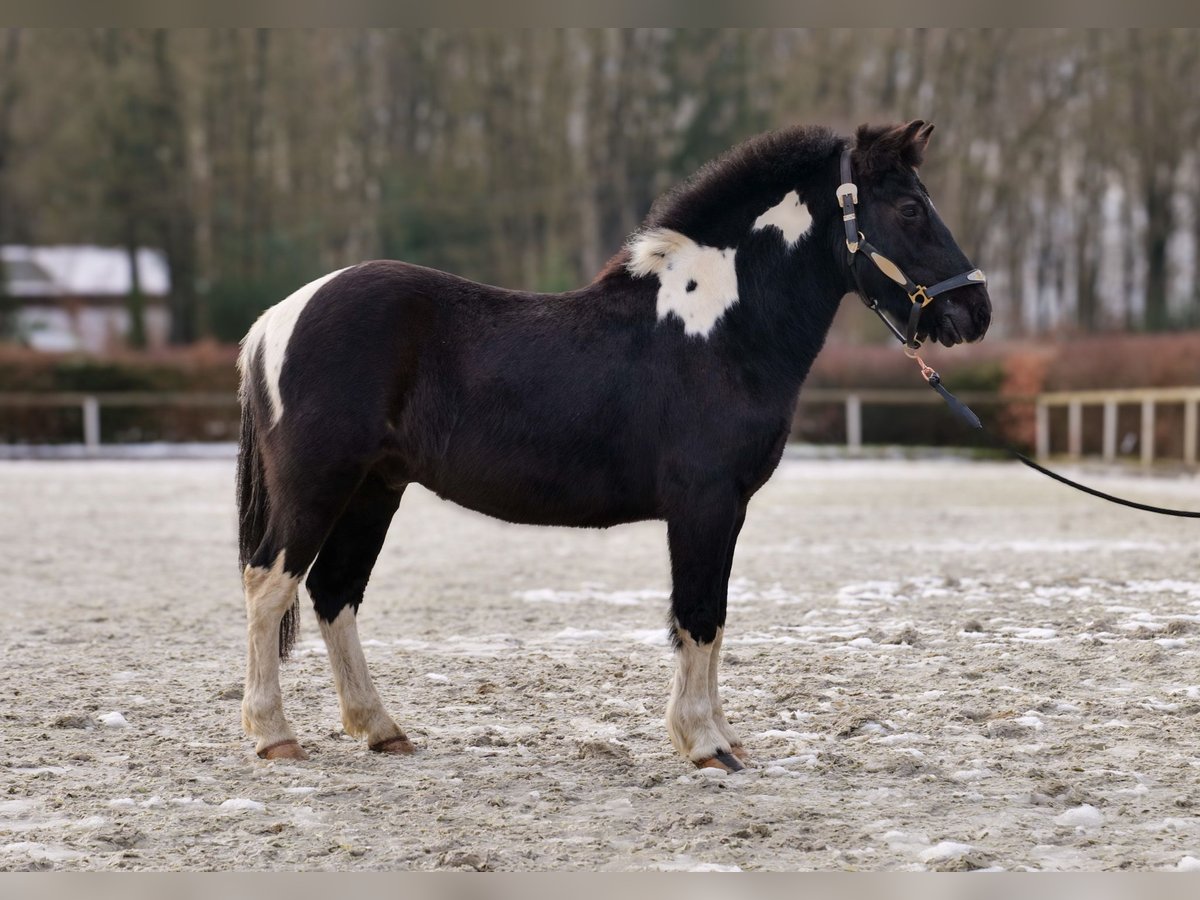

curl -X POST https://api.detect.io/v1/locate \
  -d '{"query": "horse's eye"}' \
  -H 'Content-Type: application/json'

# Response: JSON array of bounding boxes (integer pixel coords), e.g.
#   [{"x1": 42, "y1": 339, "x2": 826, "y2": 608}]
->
[{"x1": 900, "y1": 203, "x2": 921, "y2": 219}]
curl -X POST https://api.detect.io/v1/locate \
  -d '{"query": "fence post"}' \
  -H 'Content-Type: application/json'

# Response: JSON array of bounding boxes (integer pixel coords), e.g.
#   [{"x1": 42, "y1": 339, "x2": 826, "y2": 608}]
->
[
  {"x1": 1185, "y1": 399, "x2": 1198, "y2": 468},
  {"x1": 1067, "y1": 400, "x2": 1083, "y2": 460},
  {"x1": 845, "y1": 394, "x2": 862, "y2": 455},
  {"x1": 82, "y1": 396, "x2": 101, "y2": 450},
  {"x1": 1141, "y1": 399, "x2": 1155, "y2": 468},
  {"x1": 1035, "y1": 399, "x2": 1050, "y2": 459},
  {"x1": 1102, "y1": 399, "x2": 1117, "y2": 463}
]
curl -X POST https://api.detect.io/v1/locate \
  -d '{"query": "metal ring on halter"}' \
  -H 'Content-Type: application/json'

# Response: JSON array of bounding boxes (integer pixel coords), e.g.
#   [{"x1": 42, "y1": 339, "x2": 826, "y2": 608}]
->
[{"x1": 909, "y1": 286, "x2": 934, "y2": 308}]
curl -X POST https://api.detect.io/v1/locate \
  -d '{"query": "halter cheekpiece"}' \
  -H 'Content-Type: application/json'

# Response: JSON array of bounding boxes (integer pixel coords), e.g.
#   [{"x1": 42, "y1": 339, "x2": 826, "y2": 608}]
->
[{"x1": 838, "y1": 148, "x2": 986, "y2": 351}]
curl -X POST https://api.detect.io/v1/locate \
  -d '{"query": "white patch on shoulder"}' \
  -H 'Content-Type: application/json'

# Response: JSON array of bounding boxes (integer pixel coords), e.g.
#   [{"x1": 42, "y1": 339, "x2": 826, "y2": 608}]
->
[
  {"x1": 627, "y1": 228, "x2": 738, "y2": 338},
  {"x1": 752, "y1": 190, "x2": 812, "y2": 246},
  {"x1": 238, "y1": 267, "x2": 353, "y2": 425}
]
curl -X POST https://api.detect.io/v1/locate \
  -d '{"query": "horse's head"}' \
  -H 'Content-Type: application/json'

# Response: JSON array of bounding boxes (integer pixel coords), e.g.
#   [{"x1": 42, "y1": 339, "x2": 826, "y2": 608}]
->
[{"x1": 847, "y1": 120, "x2": 991, "y2": 347}]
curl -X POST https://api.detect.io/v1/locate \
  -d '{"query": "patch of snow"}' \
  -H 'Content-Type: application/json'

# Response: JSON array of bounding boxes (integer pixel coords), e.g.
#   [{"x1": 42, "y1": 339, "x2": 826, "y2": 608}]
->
[
  {"x1": 1124, "y1": 580, "x2": 1200, "y2": 596},
  {"x1": 883, "y1": 829, "x2": 931, "y2": 848},
  {"x1": 219, "y1": 798, "x2": 265, "y2": 812},
  {"x1": 552, "y1": 627, "x2": 610, "y2": 642},
  {"x1": 1175, "y1": 856, "x2": 1200, "y2": 872},
  {"x1": 517, "y1": 587, "x2": 666, "y2": 607},
  {"x1": 1113, "y1": 783, "x2": 1150, "y2": 797},
  {"x1": 11, "y1": 766, "x2": 70, "y2": 775},
  {"x1": 761, "y1": 766, "x2": 798, "y2": 778},
  {"x1": 0, "y1": 800, "x2": 37, "y2": 817},
  {"x1": 425, "y1": 673, "x2": 450, "y2": 683},
  {"x1": 625, "y1": 628, "x2": 670, "y2": 646},
  {"x1": 1054, "y1": 804, "x2": 1104, "y2": 829},
  {"x1": 654, "y1": 855, "x2": 742, "y2": 872},
  {"x1": 876, "y1": 733, "x2": 920, "y2": 746},
  {"x1": 920, "y1": 841, "x2": 974, "y2": 863},
  {"x1": 1006, "y1": 627, "x2": 1058, "y2": 641},
  {"x1": 951, "y1": 769, "x2": 993, "y2": 782},
  {"x1": 69, "y1": 816, "x2": 107, "y2": 829},
  {"x1": 98, "y1": 711, "x2": 128, "y2": 728},
  {"x1": 1, "y1": 841, "x2": 85, "y2": 862}
]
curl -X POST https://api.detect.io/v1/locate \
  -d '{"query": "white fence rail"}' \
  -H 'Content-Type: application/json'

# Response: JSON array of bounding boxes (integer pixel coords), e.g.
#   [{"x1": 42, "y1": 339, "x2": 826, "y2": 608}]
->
[
  {"x1": 2, "y1": 388, "x2": 1195, "y2": 467},
  {"x1": 0, "y1": 392, "x2": 237, "y2": 451},
  {"x1": 797, "y1": 388, "x2": 1029, "y2": 454},
  {"x1": 1036, "y1": 386, "x2": 1200, "y2": 468}
]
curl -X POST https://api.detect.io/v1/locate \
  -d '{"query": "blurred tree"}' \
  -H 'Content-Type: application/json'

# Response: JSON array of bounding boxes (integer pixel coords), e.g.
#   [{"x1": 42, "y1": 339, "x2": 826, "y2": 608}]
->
[{"x1": 1, "y1": 28, "x2": 1198, "y2": 347}]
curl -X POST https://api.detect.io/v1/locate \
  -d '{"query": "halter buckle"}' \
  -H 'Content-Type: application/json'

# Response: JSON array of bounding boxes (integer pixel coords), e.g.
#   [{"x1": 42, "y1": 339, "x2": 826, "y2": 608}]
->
[
  {"x1": 909, "y1": 285, "x2": 934, "y2": 307},
  {"x1": 836, "y1": 182, "x2": 858, "y2": 205}
]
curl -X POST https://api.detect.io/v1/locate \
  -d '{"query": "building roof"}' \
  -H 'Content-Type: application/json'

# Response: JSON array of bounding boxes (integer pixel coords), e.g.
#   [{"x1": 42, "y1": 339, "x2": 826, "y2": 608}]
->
[{"x1": 1, "y1": 245, "x2": 171, "y2": 297}]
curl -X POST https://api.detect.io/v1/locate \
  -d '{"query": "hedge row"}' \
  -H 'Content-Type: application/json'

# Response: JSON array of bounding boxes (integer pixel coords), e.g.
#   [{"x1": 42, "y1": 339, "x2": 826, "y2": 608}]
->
[{"x1": 2, "y1": 333, "x2": 1198, "y2": 447}]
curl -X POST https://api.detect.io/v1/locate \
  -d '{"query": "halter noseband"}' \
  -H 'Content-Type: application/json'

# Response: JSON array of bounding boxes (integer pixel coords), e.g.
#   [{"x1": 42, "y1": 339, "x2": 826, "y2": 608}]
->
[{"x1": 838, "y1": 148, "x2": 986, "y2": 351}]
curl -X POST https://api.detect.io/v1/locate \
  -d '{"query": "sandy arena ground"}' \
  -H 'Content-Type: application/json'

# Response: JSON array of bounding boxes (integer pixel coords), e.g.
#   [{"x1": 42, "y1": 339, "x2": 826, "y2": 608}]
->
[{"x1": 2, "y1": 455, "x2": 1200, "y2": 871}]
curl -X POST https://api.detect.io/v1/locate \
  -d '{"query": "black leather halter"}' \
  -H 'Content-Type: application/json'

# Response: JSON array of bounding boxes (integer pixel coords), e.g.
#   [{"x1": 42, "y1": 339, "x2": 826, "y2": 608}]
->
[
  {"x1": 838, "y1": 149, "x2": 986, "y2": 350},
  {"x1": 836, "y1": 150, "x2": 1200, "y2": 518}
]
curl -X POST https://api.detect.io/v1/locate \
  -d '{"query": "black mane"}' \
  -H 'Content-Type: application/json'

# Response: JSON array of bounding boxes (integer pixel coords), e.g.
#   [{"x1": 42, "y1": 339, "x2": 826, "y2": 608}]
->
[{"x1": 640, "y1": 124, "x2": 845, "y2": 246}]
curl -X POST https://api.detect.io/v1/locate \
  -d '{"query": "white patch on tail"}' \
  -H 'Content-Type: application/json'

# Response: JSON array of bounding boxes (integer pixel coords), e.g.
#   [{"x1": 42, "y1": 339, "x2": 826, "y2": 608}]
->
[
  {"x1": 752, "y1": 190, "x2": 811, "y2": 247},
  {"x1": 627, "y1": 228, "x2": 738, "y2": 338},
  {"x1": 238, "y1": 267, "x2": 353, "y2": 425},
  {"x1": 666, "y1": 625, "x2": 729, "y2": 762},
  {"x1": 319, "y1": 607, "x2": 405, "y2": 746}
]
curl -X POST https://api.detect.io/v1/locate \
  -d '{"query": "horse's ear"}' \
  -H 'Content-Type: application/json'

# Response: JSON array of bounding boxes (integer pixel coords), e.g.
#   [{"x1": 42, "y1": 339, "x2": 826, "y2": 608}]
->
[
  {"x1": 853, "y1": 119, "x2": 935, "y2": 173},
  {"x1": 905, "y1": 121, "x2": 935, "y2": 169}
]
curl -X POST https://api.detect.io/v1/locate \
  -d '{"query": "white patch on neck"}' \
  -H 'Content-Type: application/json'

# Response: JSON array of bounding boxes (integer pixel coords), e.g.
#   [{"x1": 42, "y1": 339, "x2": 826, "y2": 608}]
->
[
  {"x1": 626, "y1": 228, "x2": 739, "y2": 338},
  {"x1": 752, "y1": 190, "x2": 812, "y2": 247},
  {"x1": 238, "y1": 267, "x2": 352, "y2": 425}
]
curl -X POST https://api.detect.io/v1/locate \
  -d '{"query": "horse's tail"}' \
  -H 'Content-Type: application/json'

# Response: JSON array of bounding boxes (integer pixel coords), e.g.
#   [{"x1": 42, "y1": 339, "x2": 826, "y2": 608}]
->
[{"x1": 236, "y1": 341, "x2": 299, "y2": 660}]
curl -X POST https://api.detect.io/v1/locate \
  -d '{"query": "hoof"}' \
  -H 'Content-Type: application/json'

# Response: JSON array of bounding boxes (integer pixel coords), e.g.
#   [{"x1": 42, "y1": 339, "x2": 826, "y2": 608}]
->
[
  {"x1": 695, "y1": 750, "x2": 745, "y2": 773},
  {"x1": 258, "y1": 739, "x2": 308, "y2": 761},
  {"x1": 370, "y1": 735, "x2": 417, "y2": 755},
  {"x1": 731, "y1": 745, "x2": 751, "y2": 764}
]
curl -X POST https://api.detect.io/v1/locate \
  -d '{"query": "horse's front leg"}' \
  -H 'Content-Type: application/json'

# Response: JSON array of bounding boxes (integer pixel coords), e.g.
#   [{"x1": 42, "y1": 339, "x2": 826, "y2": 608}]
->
[
  {"x1": 665, "y1": 494, "x2": 746, "y2": 772},
  {"x1": 711, "y1": 507, "x2": 748, "y2": 762}
]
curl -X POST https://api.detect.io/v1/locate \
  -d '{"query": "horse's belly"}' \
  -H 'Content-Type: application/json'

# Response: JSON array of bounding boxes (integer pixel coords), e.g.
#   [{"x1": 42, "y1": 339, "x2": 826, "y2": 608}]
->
[{"x1": 418, "y1": 453, "x2": 657, "y2": 529}]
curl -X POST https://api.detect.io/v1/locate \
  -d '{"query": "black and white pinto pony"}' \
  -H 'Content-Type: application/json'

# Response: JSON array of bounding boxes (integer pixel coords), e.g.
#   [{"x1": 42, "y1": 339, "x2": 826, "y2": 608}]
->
[{"x1": 236, "y1": 120, "x2": 991, "y2": 771}]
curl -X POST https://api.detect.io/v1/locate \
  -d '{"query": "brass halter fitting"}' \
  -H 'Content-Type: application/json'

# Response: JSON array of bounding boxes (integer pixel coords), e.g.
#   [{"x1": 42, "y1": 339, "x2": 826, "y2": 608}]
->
[{"x1": 909, "y1": 285, "x2": 934, "y2": 308}]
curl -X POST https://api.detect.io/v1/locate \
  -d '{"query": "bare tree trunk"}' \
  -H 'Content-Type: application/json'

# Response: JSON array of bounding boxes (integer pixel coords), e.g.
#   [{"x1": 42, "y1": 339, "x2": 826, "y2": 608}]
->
[
  {"x1": 151, "y1": 29, "x2": 200, "y2": 343},
  {"x1": 0, "y1": 29, "x2": 22, "y2": 338},
  {"x1": 125, "y1": 232, "x2": 146, "y2": 349}
]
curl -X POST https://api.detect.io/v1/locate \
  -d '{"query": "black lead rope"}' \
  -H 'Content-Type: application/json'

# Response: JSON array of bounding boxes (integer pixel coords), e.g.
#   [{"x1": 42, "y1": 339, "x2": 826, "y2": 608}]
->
[{"x1": 925, "y1": 368, "x2": 1200, "y2": 519}]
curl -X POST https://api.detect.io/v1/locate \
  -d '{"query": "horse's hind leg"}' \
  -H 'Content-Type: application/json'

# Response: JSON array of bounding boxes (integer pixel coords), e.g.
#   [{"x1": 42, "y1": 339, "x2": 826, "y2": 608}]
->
[
  {"x1": 242, "y1": 461, "x2": 368, "y2": 760},
  {"x1": 242, "y1": 553, "x2": 306, "y2": 759},
  {"x1": 306, "y1": 472, "x2": 413, "y2": 754}
]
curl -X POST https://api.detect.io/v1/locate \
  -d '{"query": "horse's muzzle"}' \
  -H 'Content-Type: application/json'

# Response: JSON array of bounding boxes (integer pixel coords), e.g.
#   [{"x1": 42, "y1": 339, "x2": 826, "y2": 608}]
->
[{"x1": 924, "y1": 286, "x2": 991, "y2": 347}]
